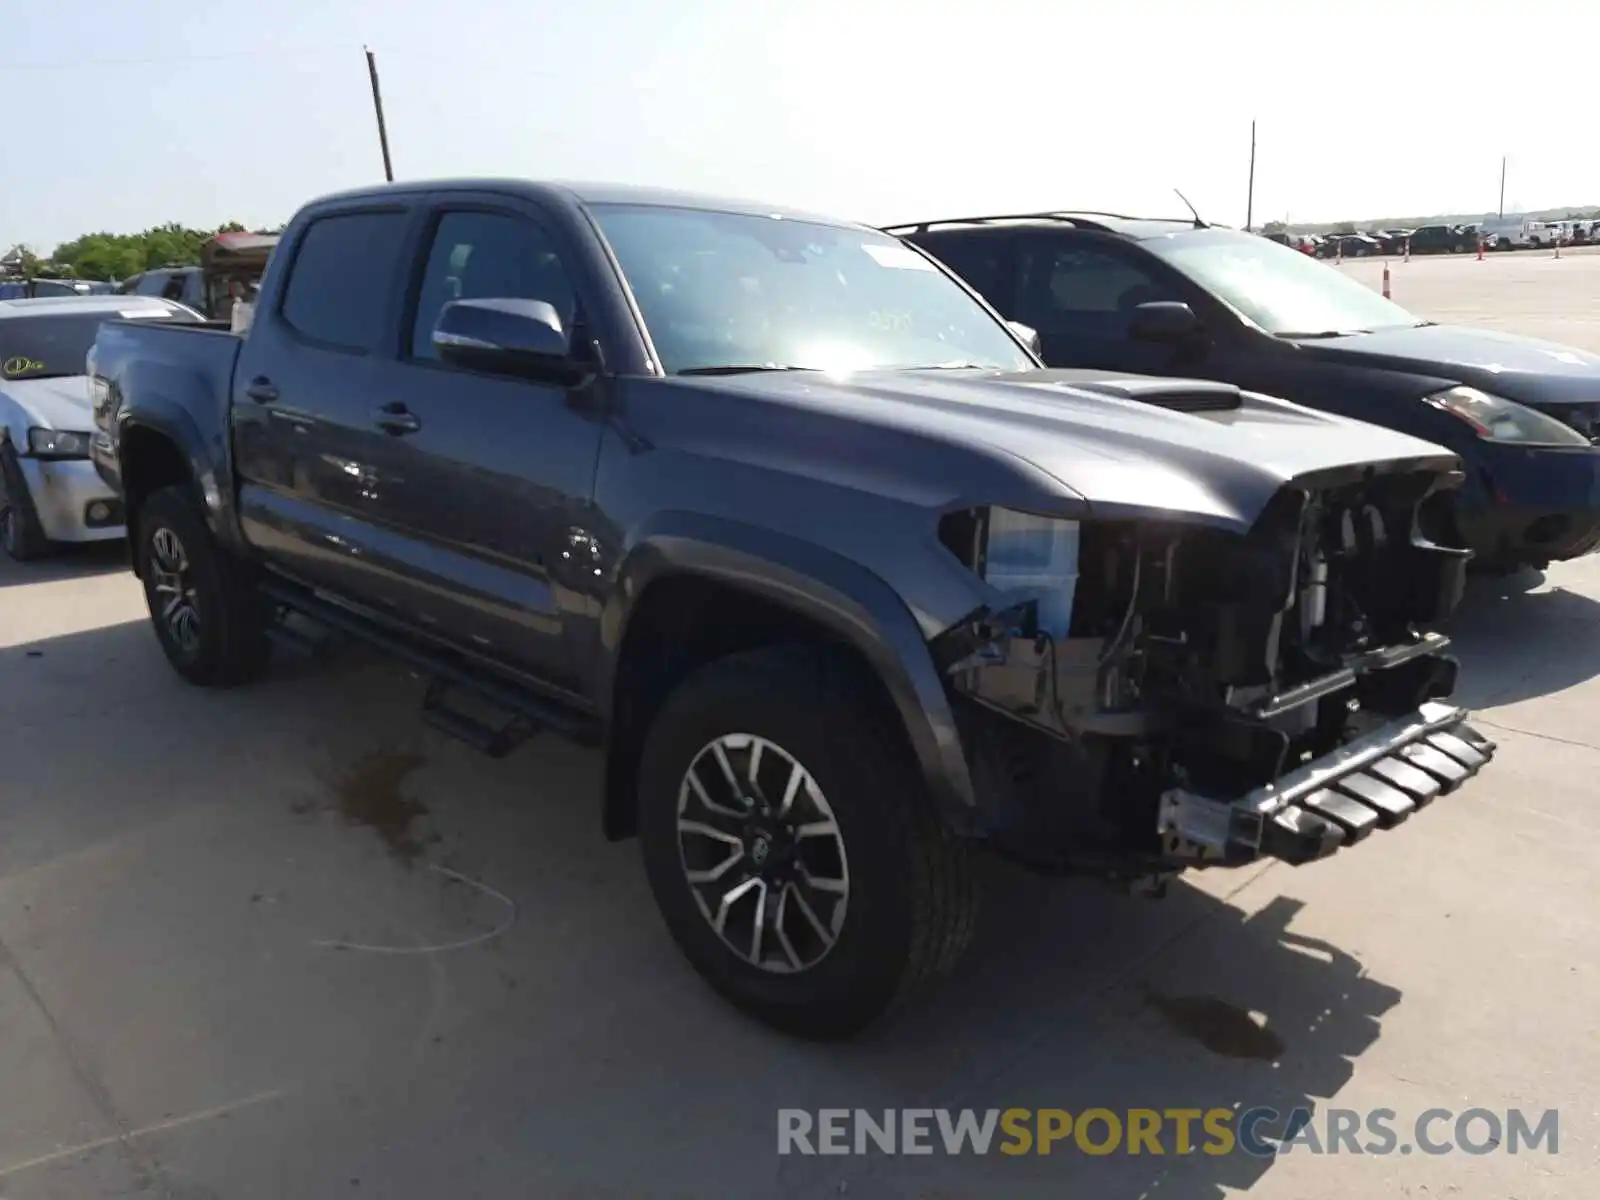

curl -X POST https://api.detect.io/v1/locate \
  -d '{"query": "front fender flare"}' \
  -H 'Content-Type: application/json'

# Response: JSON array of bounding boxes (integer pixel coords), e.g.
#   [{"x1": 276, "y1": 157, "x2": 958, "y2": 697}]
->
[{"x1": 599, "y1": 511, "x2": 979, "y2": 829}]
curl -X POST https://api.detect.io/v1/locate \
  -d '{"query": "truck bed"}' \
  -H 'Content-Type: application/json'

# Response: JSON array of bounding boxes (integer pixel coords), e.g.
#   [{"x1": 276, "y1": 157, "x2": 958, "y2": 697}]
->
[{"x1": 87, "y1": 319, "x2": 244, "y2": 500}]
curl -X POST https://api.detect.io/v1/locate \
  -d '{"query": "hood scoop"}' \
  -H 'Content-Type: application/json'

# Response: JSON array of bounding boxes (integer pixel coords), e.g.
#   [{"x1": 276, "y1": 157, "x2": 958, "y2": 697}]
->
[{"x1": 1043, "y1": 373, "x2": 1243, "y2": 413}]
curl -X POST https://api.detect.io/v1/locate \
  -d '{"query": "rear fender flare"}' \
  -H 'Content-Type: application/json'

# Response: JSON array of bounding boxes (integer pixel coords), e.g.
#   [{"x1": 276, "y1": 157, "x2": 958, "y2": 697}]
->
[
  {"x1": 118, "y1": 407, "x2": 243, "y2": 555},
  {"x1": 598, "y1": 511, "x2": 978, "y2": 829}
]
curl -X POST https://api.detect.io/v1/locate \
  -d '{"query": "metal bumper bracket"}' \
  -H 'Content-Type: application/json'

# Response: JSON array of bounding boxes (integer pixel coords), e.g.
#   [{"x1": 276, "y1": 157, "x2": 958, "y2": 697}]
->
[{"x1": 1159, "y1": 702, "x2": 1497, "y2": 867}]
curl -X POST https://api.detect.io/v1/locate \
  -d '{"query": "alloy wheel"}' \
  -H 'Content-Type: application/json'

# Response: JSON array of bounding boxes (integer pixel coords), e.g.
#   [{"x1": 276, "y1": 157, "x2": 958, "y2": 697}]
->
[
  {"x1": 149, "y1": 525, "x2": 202, "y2": 654},
  {"x1": 675, "y1": 732, "x2": 850, "y2": 974}
]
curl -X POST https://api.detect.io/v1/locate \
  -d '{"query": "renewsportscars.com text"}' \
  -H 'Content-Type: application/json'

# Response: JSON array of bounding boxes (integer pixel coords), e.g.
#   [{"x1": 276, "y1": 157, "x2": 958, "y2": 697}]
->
[{"x1": 777, "y1": 1107, "x2": 1559, "y2": 1158}]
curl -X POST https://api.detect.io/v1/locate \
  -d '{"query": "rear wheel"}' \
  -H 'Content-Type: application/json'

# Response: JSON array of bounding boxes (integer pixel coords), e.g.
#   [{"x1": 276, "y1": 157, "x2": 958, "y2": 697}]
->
[
  {"x1": 0, "y1": 443, "x2": 50, "y2": 562},
  {"x1": 637, "y1": 645, "x2": 977, "y2": 1039},
  {"x1": 136, "y1": 485, "x2": 270, "y2": 685}
]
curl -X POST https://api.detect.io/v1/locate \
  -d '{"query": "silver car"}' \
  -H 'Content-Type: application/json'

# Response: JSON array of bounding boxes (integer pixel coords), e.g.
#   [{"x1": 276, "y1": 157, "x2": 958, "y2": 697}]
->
[{"x1": 0, "y1": 295, "x2": 201, "y2": 560}]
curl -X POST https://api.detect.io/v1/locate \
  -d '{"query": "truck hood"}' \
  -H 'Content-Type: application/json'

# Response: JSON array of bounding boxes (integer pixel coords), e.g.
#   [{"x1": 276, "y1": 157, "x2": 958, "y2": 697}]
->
[
  {"x1": 0, "y1": 375, "x2": 93, "y2": 432},
  {"x1": 1287, "y1": 323, "x2": 1600, "y2": 408},
  {"x1": 694, "y1": 367, "x2": 1458, "y2": 532}
]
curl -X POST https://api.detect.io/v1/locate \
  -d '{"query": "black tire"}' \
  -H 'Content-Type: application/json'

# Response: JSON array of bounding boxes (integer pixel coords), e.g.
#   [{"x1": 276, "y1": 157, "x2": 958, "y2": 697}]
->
[
  {"x1": 0, "y1": 442, "x2": 51, "y2": 562},
  {"x1": 637, "y1": 645, "x2": 977, "y2": 1040},
  {"x1": 135, "y1": 484, "x2": 270, "y2": 685}
]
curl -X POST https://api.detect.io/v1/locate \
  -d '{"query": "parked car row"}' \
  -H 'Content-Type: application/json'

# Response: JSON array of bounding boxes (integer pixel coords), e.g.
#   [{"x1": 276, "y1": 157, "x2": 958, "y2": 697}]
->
[
  {"x1": 1268, "y1": 218, "x2": 1600, "y2": 257},
  {"x1": 20, "y1": 175, "x2": 1600, "y2": 1039},
  {"x1": 0, "y1": 277, "x2": 117, "y2": 300}
]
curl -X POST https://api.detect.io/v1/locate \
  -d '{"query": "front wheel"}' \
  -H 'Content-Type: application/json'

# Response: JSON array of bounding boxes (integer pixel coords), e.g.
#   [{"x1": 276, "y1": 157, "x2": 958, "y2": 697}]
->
[
  {"x1": 637, "y1": 646, "x2": 977, "y2": 1039},
  {"x1": 136, "y1": 485, "x2": 270, "y2": 685}
]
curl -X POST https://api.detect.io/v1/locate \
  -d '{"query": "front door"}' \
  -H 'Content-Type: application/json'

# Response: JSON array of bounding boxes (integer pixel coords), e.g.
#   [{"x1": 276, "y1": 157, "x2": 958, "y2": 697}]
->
[{"x1": 355, "y1": 203, "x2": 606, "y2": 695}]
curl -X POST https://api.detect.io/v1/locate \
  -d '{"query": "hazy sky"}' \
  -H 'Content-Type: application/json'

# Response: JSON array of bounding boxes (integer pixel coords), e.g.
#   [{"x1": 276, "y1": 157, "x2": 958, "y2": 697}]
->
[{"x1": 2, "y1": 0, "x2": 1593, "y2": 252}]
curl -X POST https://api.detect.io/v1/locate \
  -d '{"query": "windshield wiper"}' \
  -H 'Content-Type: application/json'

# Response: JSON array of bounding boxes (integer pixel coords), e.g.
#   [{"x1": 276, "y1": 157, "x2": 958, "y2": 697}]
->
[
  {"x1": 1277, "y1": 329, "x2": 1370, "y2": 339},
  {"x1": 676, "y1": 364, "x2": 818, "y2": 376}
]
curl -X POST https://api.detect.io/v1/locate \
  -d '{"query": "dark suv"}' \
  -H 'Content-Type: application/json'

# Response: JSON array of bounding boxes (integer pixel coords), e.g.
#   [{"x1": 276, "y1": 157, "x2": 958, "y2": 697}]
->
[
  {"x1": 1405, "y1": 225, "x2": 1470, "y2": 254},
  {"x1": 892, "y1": 211, "x2": 1600, "y2": 570}
]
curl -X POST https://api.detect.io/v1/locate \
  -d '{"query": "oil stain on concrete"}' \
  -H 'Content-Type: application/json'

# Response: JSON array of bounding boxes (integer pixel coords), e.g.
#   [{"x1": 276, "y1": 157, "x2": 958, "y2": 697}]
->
[
  {"x1": 329, "y1": 749, "x2": 430, "y2": 863},
  {"x1": 1142, "y1": 987, "x2": 1286, "y2": 1062}
]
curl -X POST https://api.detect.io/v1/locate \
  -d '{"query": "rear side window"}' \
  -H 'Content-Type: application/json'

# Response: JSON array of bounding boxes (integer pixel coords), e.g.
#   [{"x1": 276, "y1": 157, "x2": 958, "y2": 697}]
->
[
  {"x1": 134, "y1": 273, "x2": 168, "y2": 297},
  {"x1": 280, "y1": 211, "x2": 409, "y2": 351}
]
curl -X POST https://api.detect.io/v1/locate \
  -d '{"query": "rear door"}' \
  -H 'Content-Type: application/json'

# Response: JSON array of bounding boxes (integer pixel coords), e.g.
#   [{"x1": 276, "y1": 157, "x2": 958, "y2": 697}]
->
[
  {"x1": 1012, "y1": 232, "x2": 1203, "y2": 375},
  {"x1": 231, "y1": 203, "x2": 418, "y2": 607},
  {"x1": 351, "y1": 199, "x2": 606, "y2": 694}
]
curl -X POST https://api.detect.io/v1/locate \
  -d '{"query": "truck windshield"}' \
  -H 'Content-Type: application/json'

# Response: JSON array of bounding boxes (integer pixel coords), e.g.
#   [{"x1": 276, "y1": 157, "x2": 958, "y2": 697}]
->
[
  {"x1": 1149, "y1": 231, "x2": 1423, "y2": 338},
  {"x1": 590, "y1": 204, "x2": 1034, "y2": 375},
  {"x1": 0, "y1": 310, "x2": 189, "y2": 381}
]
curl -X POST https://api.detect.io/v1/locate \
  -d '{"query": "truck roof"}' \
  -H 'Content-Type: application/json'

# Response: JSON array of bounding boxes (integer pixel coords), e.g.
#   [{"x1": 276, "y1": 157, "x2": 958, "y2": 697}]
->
[
  {"x1": 0, "y1": 295, "x2": 184, "y2": 320},
  {"x1": 304, "y1": 177, "x2": 877, "y2": 232}
]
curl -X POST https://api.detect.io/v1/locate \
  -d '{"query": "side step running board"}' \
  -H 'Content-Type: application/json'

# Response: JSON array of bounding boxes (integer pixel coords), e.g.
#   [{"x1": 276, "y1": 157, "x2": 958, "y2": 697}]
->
[
  {"x1": 421, "y1": 679, "x2": 538, "y2": 759},
  {"x1": 260, "y1": 579, "x2": 602, "y2": 753}
]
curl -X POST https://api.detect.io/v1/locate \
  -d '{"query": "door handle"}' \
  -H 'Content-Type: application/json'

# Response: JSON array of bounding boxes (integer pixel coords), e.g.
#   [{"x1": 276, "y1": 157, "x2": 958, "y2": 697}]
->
[
  {"x1": 372, "y1": 403, "x2": 421, "y2": 435},
  {"x1": 245, "y1": 377, "x2": 278, "y2": 404}
]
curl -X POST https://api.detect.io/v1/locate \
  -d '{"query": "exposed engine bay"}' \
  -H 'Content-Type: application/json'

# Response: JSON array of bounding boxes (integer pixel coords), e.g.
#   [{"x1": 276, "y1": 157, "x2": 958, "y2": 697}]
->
[{"x1": 932, "y1": 464, "x2": 1496, "y2": 876}]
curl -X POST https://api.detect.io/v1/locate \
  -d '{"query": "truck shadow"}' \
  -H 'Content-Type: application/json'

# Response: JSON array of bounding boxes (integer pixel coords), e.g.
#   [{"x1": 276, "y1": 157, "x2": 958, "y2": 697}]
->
[
  {"x1": 1447, "y1": 566, "x2": 1600, "y2": 709},
  {"x1": 787, "y1": 871, "x2": 1400, "y2": 1197}
]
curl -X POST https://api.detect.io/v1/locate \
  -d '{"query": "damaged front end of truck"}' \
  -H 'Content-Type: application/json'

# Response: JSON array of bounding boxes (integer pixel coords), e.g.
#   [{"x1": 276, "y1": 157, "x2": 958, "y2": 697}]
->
[{"x1": 931, "y1": 459, "x2": 1496, "y2": 879}]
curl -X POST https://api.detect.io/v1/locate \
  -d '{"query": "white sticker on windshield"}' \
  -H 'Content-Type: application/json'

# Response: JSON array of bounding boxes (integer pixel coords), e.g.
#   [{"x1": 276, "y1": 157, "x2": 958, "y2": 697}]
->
[{"x1": 861, "y1": 242, "x2": 937, "y2": 271}]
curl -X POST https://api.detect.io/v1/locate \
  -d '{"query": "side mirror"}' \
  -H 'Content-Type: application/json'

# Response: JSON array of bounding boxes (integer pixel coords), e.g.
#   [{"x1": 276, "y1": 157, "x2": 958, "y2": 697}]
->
[
  {"x1": 1129, "y1": 300, "x2": 1200, "y2": 343},
  {"x1": 1007, "y1": 320, "x2": 1043, "y2": 357},
  {"x1": 432, "y1": 297, "x2": 586, "y2": 384}
]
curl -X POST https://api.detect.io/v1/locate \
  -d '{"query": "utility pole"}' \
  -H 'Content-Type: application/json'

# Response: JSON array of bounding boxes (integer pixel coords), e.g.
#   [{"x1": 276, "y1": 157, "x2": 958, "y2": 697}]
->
[
  {"x1": 1498, "y1": 155, "x2": 1506, "y2": 219},
  {"x1": 1245, "y1": 119, "x2": 1257, "y2": 231},
  {"x1": 365, "y1": 46, "x2": 395, "y2": 183}
]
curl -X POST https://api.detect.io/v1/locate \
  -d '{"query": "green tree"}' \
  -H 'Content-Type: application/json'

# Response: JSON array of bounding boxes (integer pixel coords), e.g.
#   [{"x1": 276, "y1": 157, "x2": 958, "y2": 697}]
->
[{"x1": 49, "y1": 221, "x2": 265, "y2": 282}]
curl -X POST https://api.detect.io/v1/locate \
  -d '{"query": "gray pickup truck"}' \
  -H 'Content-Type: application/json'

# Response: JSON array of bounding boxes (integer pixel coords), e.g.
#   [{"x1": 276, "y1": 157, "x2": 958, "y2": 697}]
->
[{"x1": 88, "y1": 178, "x2": 1495, "y2": 1038}]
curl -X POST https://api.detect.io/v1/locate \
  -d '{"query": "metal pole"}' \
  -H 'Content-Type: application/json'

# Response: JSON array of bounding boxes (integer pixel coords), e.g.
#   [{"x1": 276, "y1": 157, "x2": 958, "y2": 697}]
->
[
  {"x1": 1498, "y1": 156, "x2": 1506, "y2": 219},
  {"x1": 365, "y1": 47, "x2": 394, "y2": 183},
  {"x1": 1245, "y1": 120, "x2": 1257, "y2": 231}
]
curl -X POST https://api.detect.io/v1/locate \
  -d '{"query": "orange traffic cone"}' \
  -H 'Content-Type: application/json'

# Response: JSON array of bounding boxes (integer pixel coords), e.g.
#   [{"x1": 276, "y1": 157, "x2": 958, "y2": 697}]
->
[
  {"x1": 1477, "y1": 236, "x2": 1485, "y2": 261},
  {"x1": 1382, "y1": 264, "x2": 1391, "y2": 299},
  {"x1": 1403, "y1": 238, "x2": 1411, "y2": 262},
  {"x1": 1554, "y1": 237, "x2": 1562, "y2": 260}
]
